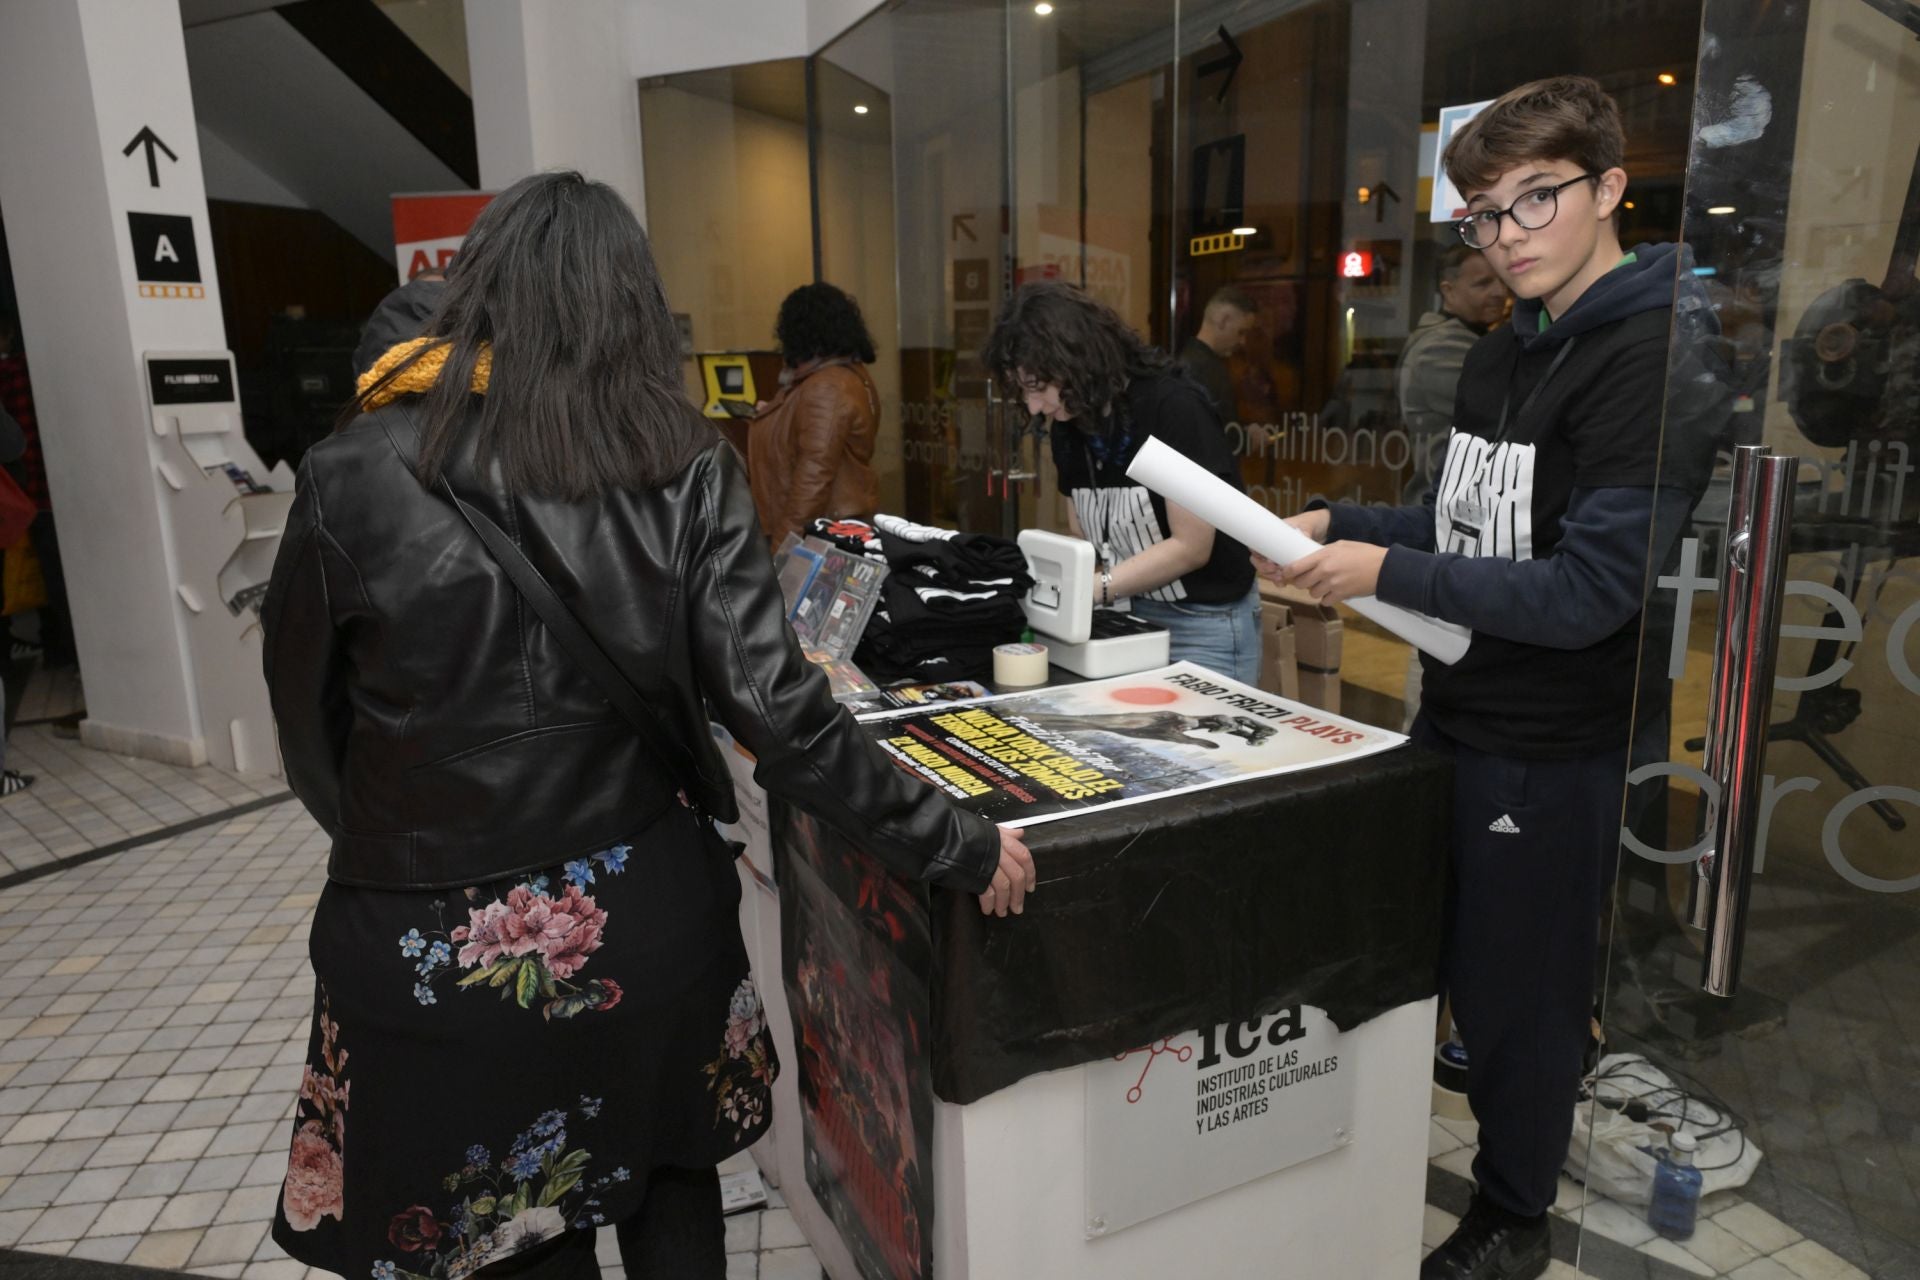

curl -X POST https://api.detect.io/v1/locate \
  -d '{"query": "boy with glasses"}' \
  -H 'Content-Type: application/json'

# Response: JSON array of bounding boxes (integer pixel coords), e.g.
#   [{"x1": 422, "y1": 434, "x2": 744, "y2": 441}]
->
[{"x1": 1262, "y1": 76, "x2": 1719, "y2": 1279}]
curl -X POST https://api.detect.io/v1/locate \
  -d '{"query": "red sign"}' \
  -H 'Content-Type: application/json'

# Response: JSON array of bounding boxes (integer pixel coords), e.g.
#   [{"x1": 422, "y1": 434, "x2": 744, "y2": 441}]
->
[
  {"x1": 391, "y1": 192, "x2": 494, "y2": 283},
  {"x1": 1340, "y1": 249, "x2": 1374, "y2": 280}
]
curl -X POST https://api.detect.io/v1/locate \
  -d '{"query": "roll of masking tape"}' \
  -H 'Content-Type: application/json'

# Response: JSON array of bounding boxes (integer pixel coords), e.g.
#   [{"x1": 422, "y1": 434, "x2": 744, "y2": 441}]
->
[{"x1": 993, "y1": 641, "x2": 1049, "y2": 687}]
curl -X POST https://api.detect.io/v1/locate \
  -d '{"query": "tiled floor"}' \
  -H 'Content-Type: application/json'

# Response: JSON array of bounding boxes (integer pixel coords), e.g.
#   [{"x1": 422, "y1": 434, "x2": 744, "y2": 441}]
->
[
  {"x1": 0, "y1": 659, "x2": 1904, "y2": 1280},
  {"x1": 0, "y1": 668, "x2": 821, "y2": 1279},
  {"x1": 0, "y1": 661, "x2": 286, "y2": 880},
  {"x1": 0, "y1": 793, "x2": 821, "y2": 1279},
  {"x1": 1426, "y1": 1115, "x2": 1872, "y2": 1279}
]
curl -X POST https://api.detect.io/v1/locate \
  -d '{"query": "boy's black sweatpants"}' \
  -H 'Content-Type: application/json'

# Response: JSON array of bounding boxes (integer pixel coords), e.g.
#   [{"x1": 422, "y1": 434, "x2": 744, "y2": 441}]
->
[{"x1": 1413, "y1": 716, "x2": 1627, "y2": 1218}]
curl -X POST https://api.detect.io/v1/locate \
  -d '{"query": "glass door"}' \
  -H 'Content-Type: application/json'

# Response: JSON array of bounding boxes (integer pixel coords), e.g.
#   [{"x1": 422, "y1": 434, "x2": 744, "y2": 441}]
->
[
  {"x1": 818, "y1": 0, "x2": 1012, "y2": 534},
  {"x1": 1596, "y1": 0, "x2": 1920, "y2": 1275},
  {"x1": 1005, "y1": 0, "x2": 1183, "y2": 539}
]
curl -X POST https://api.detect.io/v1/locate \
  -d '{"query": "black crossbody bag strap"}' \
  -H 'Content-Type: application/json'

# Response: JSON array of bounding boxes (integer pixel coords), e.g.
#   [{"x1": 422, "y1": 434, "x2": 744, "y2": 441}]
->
[{"x1": 434, "y1": 475, "x2": 711, "y2": 811}]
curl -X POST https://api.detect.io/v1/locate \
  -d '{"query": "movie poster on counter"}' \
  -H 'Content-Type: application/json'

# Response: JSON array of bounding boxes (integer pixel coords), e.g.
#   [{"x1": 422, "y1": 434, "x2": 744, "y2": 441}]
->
[
  {"x1": 1086, "y1": 1005, "x2": 1355, "y2": 1236},
  {"x1": 862, "y1": 661, "x2": 1405, "y2": 827}
]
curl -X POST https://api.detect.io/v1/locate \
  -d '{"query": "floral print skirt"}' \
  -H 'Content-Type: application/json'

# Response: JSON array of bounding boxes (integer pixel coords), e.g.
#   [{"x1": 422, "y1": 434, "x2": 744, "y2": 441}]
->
[{"x1": 271, "y1": 802, "x2": 778, "y2": 1280}]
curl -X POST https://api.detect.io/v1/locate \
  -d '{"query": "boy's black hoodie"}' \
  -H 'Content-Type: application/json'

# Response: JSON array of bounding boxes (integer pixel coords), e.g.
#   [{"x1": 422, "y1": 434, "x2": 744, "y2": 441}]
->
[{"x1": 1325, "y1": 242, "x2": 1726, "y2": 757}]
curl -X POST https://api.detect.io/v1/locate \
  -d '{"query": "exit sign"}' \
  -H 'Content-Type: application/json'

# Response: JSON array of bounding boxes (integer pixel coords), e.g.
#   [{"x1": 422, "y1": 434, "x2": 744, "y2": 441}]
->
[{"x1": 1340, "y1": 249, "x2": 1375, "y2": 279}]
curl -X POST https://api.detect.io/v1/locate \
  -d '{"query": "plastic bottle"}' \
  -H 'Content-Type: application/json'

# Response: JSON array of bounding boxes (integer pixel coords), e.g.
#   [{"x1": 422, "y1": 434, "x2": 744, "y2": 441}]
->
[{"x1": 1648, "y1": 1131, "x2": 1704, "y2": 1240}]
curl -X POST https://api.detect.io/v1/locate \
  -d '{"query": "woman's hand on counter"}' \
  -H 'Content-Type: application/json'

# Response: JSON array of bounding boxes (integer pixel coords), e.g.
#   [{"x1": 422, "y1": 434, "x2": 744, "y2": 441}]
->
[{"x1": 979, "y1": 826, "x2": 1037, "y2": 917}]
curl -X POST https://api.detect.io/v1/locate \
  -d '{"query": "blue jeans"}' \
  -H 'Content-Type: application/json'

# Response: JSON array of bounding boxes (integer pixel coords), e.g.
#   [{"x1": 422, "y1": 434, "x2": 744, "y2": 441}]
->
[{"x1": 1129, "y1": 586, "x2": 1262, "y2": 686}]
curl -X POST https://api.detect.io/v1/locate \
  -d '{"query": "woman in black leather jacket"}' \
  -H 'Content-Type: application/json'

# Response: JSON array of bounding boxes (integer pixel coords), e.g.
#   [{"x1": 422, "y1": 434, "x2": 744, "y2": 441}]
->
[{"x1": 261, "y1": 171, "x2": 1034, "y2": 1280}]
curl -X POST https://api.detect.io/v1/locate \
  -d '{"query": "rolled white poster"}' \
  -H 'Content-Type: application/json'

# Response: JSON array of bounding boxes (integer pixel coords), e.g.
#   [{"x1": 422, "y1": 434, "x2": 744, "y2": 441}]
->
[{"x1": 1125, "y1": 436, "x2": 1472, "y2": 665}]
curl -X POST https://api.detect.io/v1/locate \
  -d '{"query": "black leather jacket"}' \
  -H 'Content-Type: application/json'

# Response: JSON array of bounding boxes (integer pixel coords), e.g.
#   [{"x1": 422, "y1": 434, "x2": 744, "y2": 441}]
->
[{"x1": 262, "y1": 400, "x2": 999, "y2": 894}]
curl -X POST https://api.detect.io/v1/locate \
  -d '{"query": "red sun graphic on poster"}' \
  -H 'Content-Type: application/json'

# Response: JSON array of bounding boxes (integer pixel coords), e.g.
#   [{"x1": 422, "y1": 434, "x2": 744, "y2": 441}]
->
[{"x1": 1109, "y1": 686, "x2": 1179, "y2": 705}]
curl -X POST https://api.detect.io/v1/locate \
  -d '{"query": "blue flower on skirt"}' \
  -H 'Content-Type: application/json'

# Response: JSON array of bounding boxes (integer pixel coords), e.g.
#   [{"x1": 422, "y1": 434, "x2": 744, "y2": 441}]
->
[
  {"x1": 611, "y1": 1167, "x2": 631, "y2": 1183},
  {"x1": 580, "y1": 1095, "x2": 602, "y2": 1118},
  {"x1": 466, "y1": 1144, "x2": 489, "y2": 1166},
  {"x1": 563, "y1": 858, "x2": 595, "y2": 887},
  {"x1": 373, "y1": 1262, "x2": 396, "y2": 1280},
  {"x1": 413, "y1": 982, "x2": 437, "y2": 1006},
  {"x1": 533, "y1": 1109, "x2": 567, "y2": 1138},
  {"x1": 594, "y1": 844, "x2": 632, "y2": 874},
  {"x1": 505, "y1": 1148, "x2": 545, "y2": 1181},
  {"x1": 398, "y1": 929, "x2": 427, "y2": 958},
  {"x1": 428, "y1": 940, "x2": 452, "y2": 964}
]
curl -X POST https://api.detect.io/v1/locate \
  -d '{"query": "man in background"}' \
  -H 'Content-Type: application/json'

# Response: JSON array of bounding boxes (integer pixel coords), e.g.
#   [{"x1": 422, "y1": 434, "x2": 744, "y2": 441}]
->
[
  {"x1": 352, "y1": 267, "x2": 446, "y2": 378},
  {"x1": 1398, "y1": 245, "x2": 1511, "y2": 502},
  {"x1": 0, "y1": 399, "x2": 31, "y2": 797},
  {"x1": 1180, "y1": 285, "x2": 1258, "y2": 425},
  {"x1": 0, "y1": 309, "x2": 74, "y2": 671}
]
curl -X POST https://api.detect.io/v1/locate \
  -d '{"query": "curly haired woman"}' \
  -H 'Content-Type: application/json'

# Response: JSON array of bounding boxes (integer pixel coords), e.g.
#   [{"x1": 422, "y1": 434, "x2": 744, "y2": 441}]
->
[
  {"x1": 748, "y1": 282, "x2": 883, "y2": 545},
  {"x1": 984, "y1": 282, "x2": 1261, "y2": 684}
]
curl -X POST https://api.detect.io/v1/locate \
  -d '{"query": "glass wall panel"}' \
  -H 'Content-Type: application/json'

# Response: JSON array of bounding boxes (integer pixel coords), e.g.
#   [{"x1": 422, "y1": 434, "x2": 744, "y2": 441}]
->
[
  {"x1": 814, "y1": 40, "x2": 905, "y2": 509},
  {"x1": 639, "y1": 60, "x2": 814, "y2": 405},
  {"x1": 781, "y1": 6, "x2": 1914, "y2": 1267},
  {"x1": 1601, "y1": 0, "x2": 1920, "y2": 1273}
]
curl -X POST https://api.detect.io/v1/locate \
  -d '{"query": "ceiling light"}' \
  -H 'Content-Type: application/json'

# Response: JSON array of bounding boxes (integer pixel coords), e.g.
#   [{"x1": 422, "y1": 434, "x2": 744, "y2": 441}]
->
[
  {"x1": 1657, "y1": 72, "x2": 1678, "y2": 86},
  {"x1": 1707, "y1": 205, "x2": 1737, "y2": 215},
  {"x1": 853, "y1": 104, "x2": 869, "y2": 114},
  {"x1": 1231, "y1": 226, "x2": 1257, "y2": 237},
  {"x1": 1034, "y1": 2, "x2": 1054, "y2": 13}
]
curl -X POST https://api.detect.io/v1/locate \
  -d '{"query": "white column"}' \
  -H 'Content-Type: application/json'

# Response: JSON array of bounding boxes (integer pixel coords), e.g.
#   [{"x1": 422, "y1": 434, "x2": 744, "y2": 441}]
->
[
  {"x1": 466, "y1": 0, "x2": 648, "y2": 218},
  {"x1": 0, "y1": 0, "x2": 229, "y2": 765}
]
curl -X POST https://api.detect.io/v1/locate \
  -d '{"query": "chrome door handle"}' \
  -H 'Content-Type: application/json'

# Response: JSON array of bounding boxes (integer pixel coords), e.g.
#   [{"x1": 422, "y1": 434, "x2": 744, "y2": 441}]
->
[{"x1": 1689, "y1": 443, "x2": 1797, "y2": 997}]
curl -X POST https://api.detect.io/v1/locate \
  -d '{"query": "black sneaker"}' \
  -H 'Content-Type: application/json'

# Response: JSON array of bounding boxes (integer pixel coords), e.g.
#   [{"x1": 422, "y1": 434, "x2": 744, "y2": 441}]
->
[
  {"x1": 1421, "y1": 1197, "x2": 1550, "y2": 1280},
  {"x1": 0, "y1": 769, "x2": 34, "y2": 799}
]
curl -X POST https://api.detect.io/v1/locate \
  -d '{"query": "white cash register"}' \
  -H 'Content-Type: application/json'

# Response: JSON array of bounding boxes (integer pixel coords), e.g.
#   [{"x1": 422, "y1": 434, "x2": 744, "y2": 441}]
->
[{"x1": 1017, "y1": 529, "x2": 1171, "y2": 678}]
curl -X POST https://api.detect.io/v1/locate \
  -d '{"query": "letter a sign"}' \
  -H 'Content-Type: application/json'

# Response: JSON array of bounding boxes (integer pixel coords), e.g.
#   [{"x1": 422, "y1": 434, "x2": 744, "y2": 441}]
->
[{"x1": 127, "y1": 211, "x2": 204, "y2": 299}]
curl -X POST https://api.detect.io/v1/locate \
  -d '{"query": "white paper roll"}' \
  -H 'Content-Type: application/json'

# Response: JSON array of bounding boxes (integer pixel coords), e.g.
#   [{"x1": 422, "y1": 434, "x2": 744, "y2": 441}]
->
[
  {"x1": 992, "y1": 641, "x2": 1050, "y2": 686},
  {"x1": 1125, "y1": 436, "x2": 1472, "y2": 665}
]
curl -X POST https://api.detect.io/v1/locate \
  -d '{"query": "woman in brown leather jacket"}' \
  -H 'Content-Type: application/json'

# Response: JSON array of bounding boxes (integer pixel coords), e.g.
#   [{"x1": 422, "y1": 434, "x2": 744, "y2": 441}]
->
[
  {"x1": 261, "y1": 173, "x2": 1034, "y2": 1280},
  {"x1": 748, "y1": 283, "x2": 882, "y2": 545}
]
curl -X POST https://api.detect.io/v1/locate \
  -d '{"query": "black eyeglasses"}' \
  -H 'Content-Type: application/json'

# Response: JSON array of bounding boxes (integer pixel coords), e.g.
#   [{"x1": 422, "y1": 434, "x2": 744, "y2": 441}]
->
[{"x1": 1455, "y1": 174, "x2": 1599, "y2": 249}]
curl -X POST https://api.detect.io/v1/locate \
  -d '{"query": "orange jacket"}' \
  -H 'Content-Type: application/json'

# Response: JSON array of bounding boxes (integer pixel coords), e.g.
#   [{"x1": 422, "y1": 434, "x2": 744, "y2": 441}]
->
[{"x1": 748, "y1": 359, "x2": 881, "y2": 545}]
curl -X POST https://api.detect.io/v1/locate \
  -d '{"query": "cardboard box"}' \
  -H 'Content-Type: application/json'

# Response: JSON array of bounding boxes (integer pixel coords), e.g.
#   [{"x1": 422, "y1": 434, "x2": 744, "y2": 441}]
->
[
  {"x1": 1257, "y1": 596, "x2": 1300, "y2": 701},
  {"x1": 1259, "y1": 583, "x2": 1343, "y2": 713}
]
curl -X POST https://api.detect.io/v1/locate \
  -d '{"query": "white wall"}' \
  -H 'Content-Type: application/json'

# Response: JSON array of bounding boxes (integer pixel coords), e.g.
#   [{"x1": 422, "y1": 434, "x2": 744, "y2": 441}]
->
[
  {"x1": 196, "y1": 126, "x2": 308, "y2": 209},
  {"x1": 806, "y1": 0, "x2": 886, "y2": 55},
  {"x1": 626, "y1": 0, "x2": 808, "y2": 79},
  {"x1": 622, "y1": 0, "x2": 885, "y2": 78},
  {"x1": 0, "y1": 0, "x2": 229, "y2": 762},
  {"x1": 185, "y1": 11, "x2": 470, "y2": 251},
  {"x1": 469, "y1": 0, "x2": 647, "y2": 216}
]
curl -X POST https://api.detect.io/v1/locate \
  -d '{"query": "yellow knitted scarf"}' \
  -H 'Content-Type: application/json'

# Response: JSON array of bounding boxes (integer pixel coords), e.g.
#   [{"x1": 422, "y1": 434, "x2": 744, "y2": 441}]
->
[{"x1": 356, "y1": 338, "x2": 492, "y2": 410}]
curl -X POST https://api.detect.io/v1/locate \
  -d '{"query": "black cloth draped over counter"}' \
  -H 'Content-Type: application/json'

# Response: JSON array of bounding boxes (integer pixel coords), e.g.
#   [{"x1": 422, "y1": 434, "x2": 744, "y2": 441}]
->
[{"x1": 779, "y1": 742, "x2": 1452, "y2": 1108}]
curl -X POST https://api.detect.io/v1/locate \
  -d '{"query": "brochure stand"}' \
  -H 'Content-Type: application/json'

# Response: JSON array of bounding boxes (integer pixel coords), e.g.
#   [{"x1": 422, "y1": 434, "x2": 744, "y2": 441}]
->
[{"x1": 145, "y1": 350, "x2": 294, "y2": 773}]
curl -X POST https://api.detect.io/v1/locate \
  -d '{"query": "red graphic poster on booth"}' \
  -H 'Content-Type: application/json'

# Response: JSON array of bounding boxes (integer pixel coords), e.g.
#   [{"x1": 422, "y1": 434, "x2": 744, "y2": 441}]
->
[
  {"x1": 778, "y1": 806, "x2": 936, "y2": 1280},
  {"x1": 391, "y1": 192, "x2": 494, "y2": 283},
  {"x1": 862, "y1": 661, "x2": 1404, "y2": 827}
]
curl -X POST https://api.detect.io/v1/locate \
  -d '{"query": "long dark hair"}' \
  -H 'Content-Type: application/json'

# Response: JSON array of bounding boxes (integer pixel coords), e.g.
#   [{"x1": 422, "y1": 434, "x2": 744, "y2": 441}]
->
[
  {"x1": 775, "y1": 282, "x2": 877, "y2": 365},
  {"x1": 982, "y1": 282, "x2": 1174, "y2": 427},
  {"x1": 350, "y1": 171, "x2": 708, "y2": 499}
]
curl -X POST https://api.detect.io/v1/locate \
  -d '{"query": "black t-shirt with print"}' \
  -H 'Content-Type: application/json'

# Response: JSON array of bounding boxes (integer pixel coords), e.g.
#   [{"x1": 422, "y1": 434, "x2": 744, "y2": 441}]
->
[
  {"x1": 1050, "y1": 373, "x2": 1255, "y2": 604},
  {"x1": 1419, "y1": 306, "x2": 1672, "y2": 756}
]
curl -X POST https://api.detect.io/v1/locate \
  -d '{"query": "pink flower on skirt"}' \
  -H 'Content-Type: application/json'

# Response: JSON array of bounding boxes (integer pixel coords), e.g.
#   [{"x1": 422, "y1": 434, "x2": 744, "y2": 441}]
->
[
  {"x1": 454, "y1": 884, "x2": 608, "y2": 980},
  {"x1": 452, "y1": 899, "x2": 514, "y2": 969},
  {"x1": 535, "y1": 884, "x2": 607, "y2": 980},
  {"x1": 282, "y1": 1123, "x2": 344, "y2": 1231}
]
